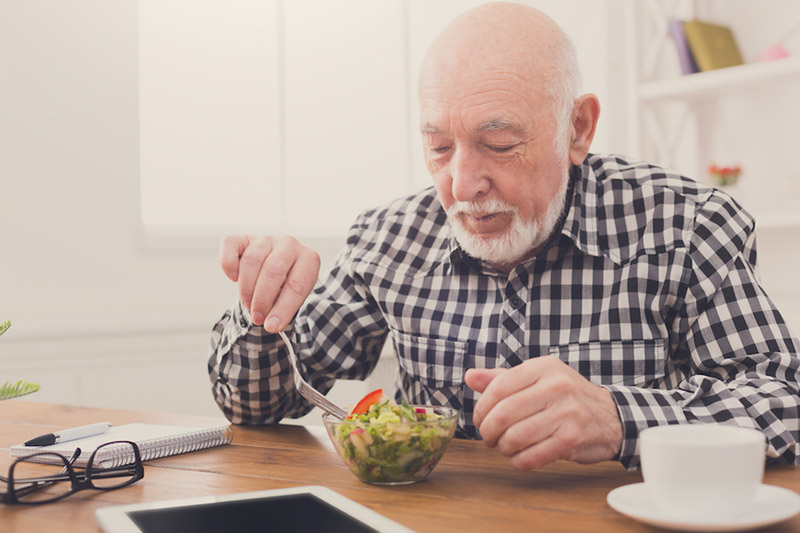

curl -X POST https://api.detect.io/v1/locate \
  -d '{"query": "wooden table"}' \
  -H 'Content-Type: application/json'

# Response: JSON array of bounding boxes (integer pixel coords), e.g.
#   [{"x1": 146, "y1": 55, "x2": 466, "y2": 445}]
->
[{"x1": 1, "y1": 401, "x2": 799, "y2": 532}]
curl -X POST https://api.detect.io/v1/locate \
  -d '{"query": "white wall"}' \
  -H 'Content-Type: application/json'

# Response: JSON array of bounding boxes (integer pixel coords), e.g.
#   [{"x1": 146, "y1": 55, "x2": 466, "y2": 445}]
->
[
  {"x1": 0, "y1": 0, "x2": 231, "y2": 416},
  {"x1": 1, "y1": 0, "x2": 797, "y2": 419}
]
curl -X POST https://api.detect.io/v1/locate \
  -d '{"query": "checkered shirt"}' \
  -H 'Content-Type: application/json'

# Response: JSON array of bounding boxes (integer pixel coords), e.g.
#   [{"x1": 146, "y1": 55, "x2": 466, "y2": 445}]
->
[{"x1": 209, "y1": 153, "x2": 800, "y2": 469}]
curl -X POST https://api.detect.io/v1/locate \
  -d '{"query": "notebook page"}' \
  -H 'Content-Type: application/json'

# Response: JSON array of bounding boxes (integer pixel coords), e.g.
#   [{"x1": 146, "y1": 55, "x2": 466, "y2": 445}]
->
[{"x1": 10, "y1": 422, "x2": 232, "y2": 467}]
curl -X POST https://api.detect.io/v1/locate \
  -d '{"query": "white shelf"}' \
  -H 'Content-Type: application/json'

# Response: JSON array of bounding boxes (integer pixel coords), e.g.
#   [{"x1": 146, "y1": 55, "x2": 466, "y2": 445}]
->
[
  {"x1": 630, "y1": 2, "x2": 800, "y2": 230},
  {"x1": 639, "y1": 57, "x2": 800, "y2": 102}
]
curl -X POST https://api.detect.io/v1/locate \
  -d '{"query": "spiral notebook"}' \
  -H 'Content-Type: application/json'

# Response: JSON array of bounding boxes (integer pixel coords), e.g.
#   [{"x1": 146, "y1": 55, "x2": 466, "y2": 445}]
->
[{"x1": 10, "y1": 422, "x2": 233, "y2": 468}]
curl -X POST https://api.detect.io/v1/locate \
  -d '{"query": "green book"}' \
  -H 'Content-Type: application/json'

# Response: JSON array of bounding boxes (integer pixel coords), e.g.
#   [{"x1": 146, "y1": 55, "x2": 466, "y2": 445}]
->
[{"x1": 683, "y1": 19, "x2": 744, "y2": 72}]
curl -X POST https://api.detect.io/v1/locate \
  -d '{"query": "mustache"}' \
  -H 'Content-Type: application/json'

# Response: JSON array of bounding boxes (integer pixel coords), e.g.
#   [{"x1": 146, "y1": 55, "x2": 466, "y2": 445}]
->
[{"x1": 447, "y1": 197, "x2": 519, "y2": 216}]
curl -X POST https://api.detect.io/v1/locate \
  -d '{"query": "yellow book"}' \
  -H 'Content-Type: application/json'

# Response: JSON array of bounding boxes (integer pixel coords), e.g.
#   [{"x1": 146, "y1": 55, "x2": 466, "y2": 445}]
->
[{"x1": 683, "y1": 19, "x2": 744, "y2": 72}]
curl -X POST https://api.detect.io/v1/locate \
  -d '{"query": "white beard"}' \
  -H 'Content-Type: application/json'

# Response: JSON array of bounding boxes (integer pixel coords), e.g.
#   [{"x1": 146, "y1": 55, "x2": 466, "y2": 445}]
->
[{"x1": 447, "y1": 174, "x2": 570, "y2": 267}]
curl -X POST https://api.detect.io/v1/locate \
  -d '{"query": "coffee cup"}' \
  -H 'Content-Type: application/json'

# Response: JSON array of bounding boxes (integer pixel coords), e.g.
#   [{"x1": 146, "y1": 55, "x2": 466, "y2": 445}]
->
[{"x1": 639, "y1": 424, "x2": 766, "y2": 521}]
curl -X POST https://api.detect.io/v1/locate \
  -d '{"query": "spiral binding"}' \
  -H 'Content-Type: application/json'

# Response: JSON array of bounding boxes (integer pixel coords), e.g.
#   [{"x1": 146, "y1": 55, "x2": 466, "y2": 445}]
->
[{"x1": 96, "y1": 426, "x2": 233, "y2": 468}]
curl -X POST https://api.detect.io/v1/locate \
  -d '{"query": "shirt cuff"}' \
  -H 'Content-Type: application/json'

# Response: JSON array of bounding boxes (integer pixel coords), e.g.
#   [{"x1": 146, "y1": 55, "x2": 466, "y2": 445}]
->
[
  {"x1": 605, "y1": 384, "x2": 689, "y2": 470},
  {"x1": 235, "y1": 300, "x2": 297, "y2": 335},
  {"x1": 235, "y1": 300, "x2": 253, "y2": 331},
  {"x1": 212, "y1": 300, "x2": 255, "y2": 363}
]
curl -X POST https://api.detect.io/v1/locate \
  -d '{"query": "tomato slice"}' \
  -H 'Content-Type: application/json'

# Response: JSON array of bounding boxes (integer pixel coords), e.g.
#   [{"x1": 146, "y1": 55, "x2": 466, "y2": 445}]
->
[{"x1": 349, "y1": 388, "x2": 383, "y2": 417}]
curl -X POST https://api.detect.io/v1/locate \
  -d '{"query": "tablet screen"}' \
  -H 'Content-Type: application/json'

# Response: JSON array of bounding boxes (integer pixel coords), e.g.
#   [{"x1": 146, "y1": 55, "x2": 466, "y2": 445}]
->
[{"x1": 128, "y1": 493, "x2": 378, "y2": 533}]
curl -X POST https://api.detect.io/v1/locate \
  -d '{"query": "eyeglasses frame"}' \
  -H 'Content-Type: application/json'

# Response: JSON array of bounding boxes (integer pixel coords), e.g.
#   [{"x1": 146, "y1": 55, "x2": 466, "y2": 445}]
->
[{"x1": 1, "y1": 440, "x2": 144, "y2": 505}]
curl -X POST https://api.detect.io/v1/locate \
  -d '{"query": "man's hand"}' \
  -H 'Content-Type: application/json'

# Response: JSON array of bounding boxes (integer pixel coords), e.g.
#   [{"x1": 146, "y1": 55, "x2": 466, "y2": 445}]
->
[
  {"x1": 465, "y1": 357, "x2": 623, "y2": 470},
  {"x1": 219, "y1": 235, "x2": 321, "y2": 333}
]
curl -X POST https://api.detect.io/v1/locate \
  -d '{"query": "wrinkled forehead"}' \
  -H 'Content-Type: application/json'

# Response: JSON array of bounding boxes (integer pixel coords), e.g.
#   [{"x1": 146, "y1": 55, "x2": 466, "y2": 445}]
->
[{"x1": 418, "y1": 70, "x2": 549, "y2": 135}]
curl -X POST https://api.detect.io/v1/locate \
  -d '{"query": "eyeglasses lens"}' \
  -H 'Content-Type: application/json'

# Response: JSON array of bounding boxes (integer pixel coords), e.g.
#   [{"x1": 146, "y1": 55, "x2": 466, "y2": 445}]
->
[
  {"x1": 88, "y1": 442, "x2": 139, "y2": 489},
  {"x1": 11, "y1": 453, "x2": 72, "y2": 503}
]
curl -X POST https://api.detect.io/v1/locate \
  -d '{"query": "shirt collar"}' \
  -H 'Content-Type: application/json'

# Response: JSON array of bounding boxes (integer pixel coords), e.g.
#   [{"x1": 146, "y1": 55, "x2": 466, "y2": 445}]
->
[{"x1": 558, "y1": 157, "x2": 603, "y2": 259}]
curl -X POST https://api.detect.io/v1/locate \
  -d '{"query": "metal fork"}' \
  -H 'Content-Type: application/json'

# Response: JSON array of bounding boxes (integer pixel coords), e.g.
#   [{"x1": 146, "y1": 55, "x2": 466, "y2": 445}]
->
[{"x1": 278, "y1": 331, "x2": 347, "y2": 420}]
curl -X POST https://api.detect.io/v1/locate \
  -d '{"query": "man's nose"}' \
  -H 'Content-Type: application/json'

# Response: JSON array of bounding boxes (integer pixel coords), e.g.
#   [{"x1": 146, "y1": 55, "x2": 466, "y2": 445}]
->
[{"x1": 450, "y1": 146, "x2": 490, "y2": 202}]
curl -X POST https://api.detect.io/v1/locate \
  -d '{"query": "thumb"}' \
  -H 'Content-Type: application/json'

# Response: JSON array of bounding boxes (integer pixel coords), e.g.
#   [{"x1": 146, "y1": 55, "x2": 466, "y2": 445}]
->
[{"x1": 464, "y1": 367, "x2": 506, "y2": 394}]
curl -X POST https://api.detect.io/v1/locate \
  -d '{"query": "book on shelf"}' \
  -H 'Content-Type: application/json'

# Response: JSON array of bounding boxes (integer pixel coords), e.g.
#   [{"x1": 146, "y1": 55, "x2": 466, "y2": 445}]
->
[
  {"x1": 668, "y1": 19, "x2": 699, "y2": 75},
  {"x1": 682, "y1": 19, "x2": 744, "y2": 72}
]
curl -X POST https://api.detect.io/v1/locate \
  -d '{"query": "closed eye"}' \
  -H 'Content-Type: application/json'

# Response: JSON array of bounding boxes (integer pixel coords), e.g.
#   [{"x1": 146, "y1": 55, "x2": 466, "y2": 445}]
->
[{"x1": 487, "y1": 144, "x2": 517, "y2": 153}]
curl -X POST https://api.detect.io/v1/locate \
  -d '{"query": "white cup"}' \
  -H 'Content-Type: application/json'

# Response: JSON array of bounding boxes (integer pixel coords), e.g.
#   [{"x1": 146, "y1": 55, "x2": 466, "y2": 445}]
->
[{"x1": 639, "y1": 424, "x2": 766, "y2": 521}]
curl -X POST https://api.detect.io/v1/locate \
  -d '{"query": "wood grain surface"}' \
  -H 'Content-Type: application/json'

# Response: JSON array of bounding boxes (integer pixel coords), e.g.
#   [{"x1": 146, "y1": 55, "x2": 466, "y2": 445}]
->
[{"x1": 1, "y1": 401, "x2": 798, "y2": 532}]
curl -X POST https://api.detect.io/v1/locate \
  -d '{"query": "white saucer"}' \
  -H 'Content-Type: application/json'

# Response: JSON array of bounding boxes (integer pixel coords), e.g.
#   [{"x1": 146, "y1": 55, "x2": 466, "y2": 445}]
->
[{"x1": 607, "y1": 482, "x2": 800, "y2": 532}]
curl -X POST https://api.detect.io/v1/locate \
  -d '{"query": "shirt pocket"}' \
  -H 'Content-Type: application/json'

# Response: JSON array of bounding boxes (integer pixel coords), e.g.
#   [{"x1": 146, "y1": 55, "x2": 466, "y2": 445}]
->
[
  {"x1": 389, "y1": 327, "x2": 467, "y2": 388},
  {"x1": 551, "y1": 339, "x2": 666, "y2": 387}
]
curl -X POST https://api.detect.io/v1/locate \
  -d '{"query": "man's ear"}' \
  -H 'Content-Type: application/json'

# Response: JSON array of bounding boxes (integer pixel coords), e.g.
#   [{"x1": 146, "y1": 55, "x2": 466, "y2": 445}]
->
[{"x1": 568, "y1": 93, "x2": 600, "y2": 166}]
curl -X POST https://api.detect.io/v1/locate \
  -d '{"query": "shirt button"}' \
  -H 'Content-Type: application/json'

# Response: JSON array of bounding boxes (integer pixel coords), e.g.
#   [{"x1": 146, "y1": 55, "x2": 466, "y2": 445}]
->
[
  {"x1": 239, "y1": 316, "x2": 249, "y2": 328},
  {"x1": 509, "y1": 296, "x2": 524, "y2": 309}
]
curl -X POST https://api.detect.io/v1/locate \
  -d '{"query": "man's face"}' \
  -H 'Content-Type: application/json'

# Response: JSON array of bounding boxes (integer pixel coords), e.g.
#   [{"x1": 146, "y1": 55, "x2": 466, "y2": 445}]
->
[{"x1": 420, "y1": 71, "x2": 571, "y2": 269}]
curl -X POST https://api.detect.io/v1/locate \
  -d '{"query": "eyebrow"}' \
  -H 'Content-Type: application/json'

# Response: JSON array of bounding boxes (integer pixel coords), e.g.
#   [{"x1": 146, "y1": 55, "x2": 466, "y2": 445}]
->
[
  {"x1": 478, "y1": 119, "x2": 515, "y2": 131},
  {"x1": 420, "y1": 119, "x2": 526, "y2": 135}
]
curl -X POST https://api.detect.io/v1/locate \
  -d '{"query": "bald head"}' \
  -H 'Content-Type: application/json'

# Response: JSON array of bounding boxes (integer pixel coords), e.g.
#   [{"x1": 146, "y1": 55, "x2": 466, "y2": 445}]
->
[{"x1": 420, "y1": 2, "x2": 581, "y2": 140}]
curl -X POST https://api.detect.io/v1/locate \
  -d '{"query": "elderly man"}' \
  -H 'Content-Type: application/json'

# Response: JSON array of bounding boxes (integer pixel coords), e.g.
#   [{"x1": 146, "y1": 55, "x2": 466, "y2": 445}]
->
[{"x1": 208, "y1": 3, "x2": 799, "y2": 470}]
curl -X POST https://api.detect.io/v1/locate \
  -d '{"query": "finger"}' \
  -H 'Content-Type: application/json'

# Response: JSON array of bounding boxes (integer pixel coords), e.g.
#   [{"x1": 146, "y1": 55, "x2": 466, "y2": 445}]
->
[
  {"x1": 477, "y1": 382, "x2": 551, "y2": 448},
  {"x1": 219, "y1": 235, "x2": 250, "y2": 282},
  {"x1": 248, "y1": 238, "x2": 296, "y2": 326},
  {"x1": 508, "y1": 434, "x2": 565, "y2": 471},
  {"x1": 495, "y1": 378, "x2": 619, "y2": 466},
  {"x1": 472, "y1": 359, "x2": 545, "y2": 429},
  {"x1": 466, "y1": 368, "x2": 506, "y2": 427},
  {"x1": 493, "y1": 400, "x2": 566, "y2": 457},
  {"x1": 464, "y1": 368, "x2": 505, "y2": 394},
  {"x1": 237, "y1": 237, "x2": 274, "y2": 319},
  {"x1": 263, "y1": 247, "x2": 320, "y2": 333}
]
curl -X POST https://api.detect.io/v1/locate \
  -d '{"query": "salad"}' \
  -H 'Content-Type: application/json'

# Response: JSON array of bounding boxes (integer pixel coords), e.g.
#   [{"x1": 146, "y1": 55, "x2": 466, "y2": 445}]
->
[{"x1": 325, "y1": 389, "x2": 458, "y2": 485}]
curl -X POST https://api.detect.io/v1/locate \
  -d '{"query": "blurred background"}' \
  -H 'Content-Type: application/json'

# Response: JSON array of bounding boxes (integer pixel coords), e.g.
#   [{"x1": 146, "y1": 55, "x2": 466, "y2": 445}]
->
[{"x1": 1, "y1": 0, "x2": 799, "y2": 420}]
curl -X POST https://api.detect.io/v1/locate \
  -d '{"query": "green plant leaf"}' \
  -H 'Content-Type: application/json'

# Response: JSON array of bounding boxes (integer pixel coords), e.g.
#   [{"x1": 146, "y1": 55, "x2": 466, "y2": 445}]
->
[
  {"x1": 0, "y1": 380, "x2": 40, "y2": 400},
  {"x1": 0, "y1": 322, "x2": 39, "y2": 400}
]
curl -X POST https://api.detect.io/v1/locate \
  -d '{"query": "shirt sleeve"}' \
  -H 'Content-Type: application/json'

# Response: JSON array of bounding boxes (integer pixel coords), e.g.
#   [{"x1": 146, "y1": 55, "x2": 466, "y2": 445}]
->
[
  {"x1": 606, "y1": 190, "x2": 800, "y2": 469},
  {"x1": 207, "y1": 218, "x2": 389, "y2": 425},
  {"x1": 207, "y1": 299, "x2": 306, "y2": 424}
]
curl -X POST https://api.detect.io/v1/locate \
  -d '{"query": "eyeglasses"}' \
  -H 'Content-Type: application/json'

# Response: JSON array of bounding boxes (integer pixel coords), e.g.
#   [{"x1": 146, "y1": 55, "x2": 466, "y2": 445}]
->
[{"x1": 1, "y1": 440, "x2": 144, "y2": 505}]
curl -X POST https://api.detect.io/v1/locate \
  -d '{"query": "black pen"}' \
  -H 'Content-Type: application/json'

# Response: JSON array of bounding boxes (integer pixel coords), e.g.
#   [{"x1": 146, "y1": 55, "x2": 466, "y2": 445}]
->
[{"x1": 24, "y1": 422, "x2": 112, "y2": 447}]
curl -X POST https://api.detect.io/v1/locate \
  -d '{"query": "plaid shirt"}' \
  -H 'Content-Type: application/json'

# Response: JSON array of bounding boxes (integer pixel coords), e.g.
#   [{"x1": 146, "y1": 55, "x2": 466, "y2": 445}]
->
[{"x1": 209, "y1": 153, "x2": 800, "y2": 469}]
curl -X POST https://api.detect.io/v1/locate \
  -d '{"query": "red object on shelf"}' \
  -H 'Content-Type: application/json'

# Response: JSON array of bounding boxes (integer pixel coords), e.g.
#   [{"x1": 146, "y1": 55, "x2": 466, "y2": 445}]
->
[{"x1": 708, "y1": 163, "x2": 742, "y2": 186}]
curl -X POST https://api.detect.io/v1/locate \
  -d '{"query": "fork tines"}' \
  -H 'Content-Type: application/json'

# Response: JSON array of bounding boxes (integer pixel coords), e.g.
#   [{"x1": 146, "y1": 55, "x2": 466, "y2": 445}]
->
[{"x1": 300, "y1": 383, "x2": 347, "y2": 419}]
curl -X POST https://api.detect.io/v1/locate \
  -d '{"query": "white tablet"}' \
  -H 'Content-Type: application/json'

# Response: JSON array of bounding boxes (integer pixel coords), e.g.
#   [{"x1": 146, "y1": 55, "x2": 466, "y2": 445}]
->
[{"x1": 95, "y1": 485, "x2": 413, "y2": 533}]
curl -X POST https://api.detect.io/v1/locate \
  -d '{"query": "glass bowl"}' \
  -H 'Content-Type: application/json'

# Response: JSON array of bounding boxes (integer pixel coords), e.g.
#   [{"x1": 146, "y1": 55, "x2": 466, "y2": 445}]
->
[{"x1": 322, "y1": 405, "x2": 459, "y2": 485}]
